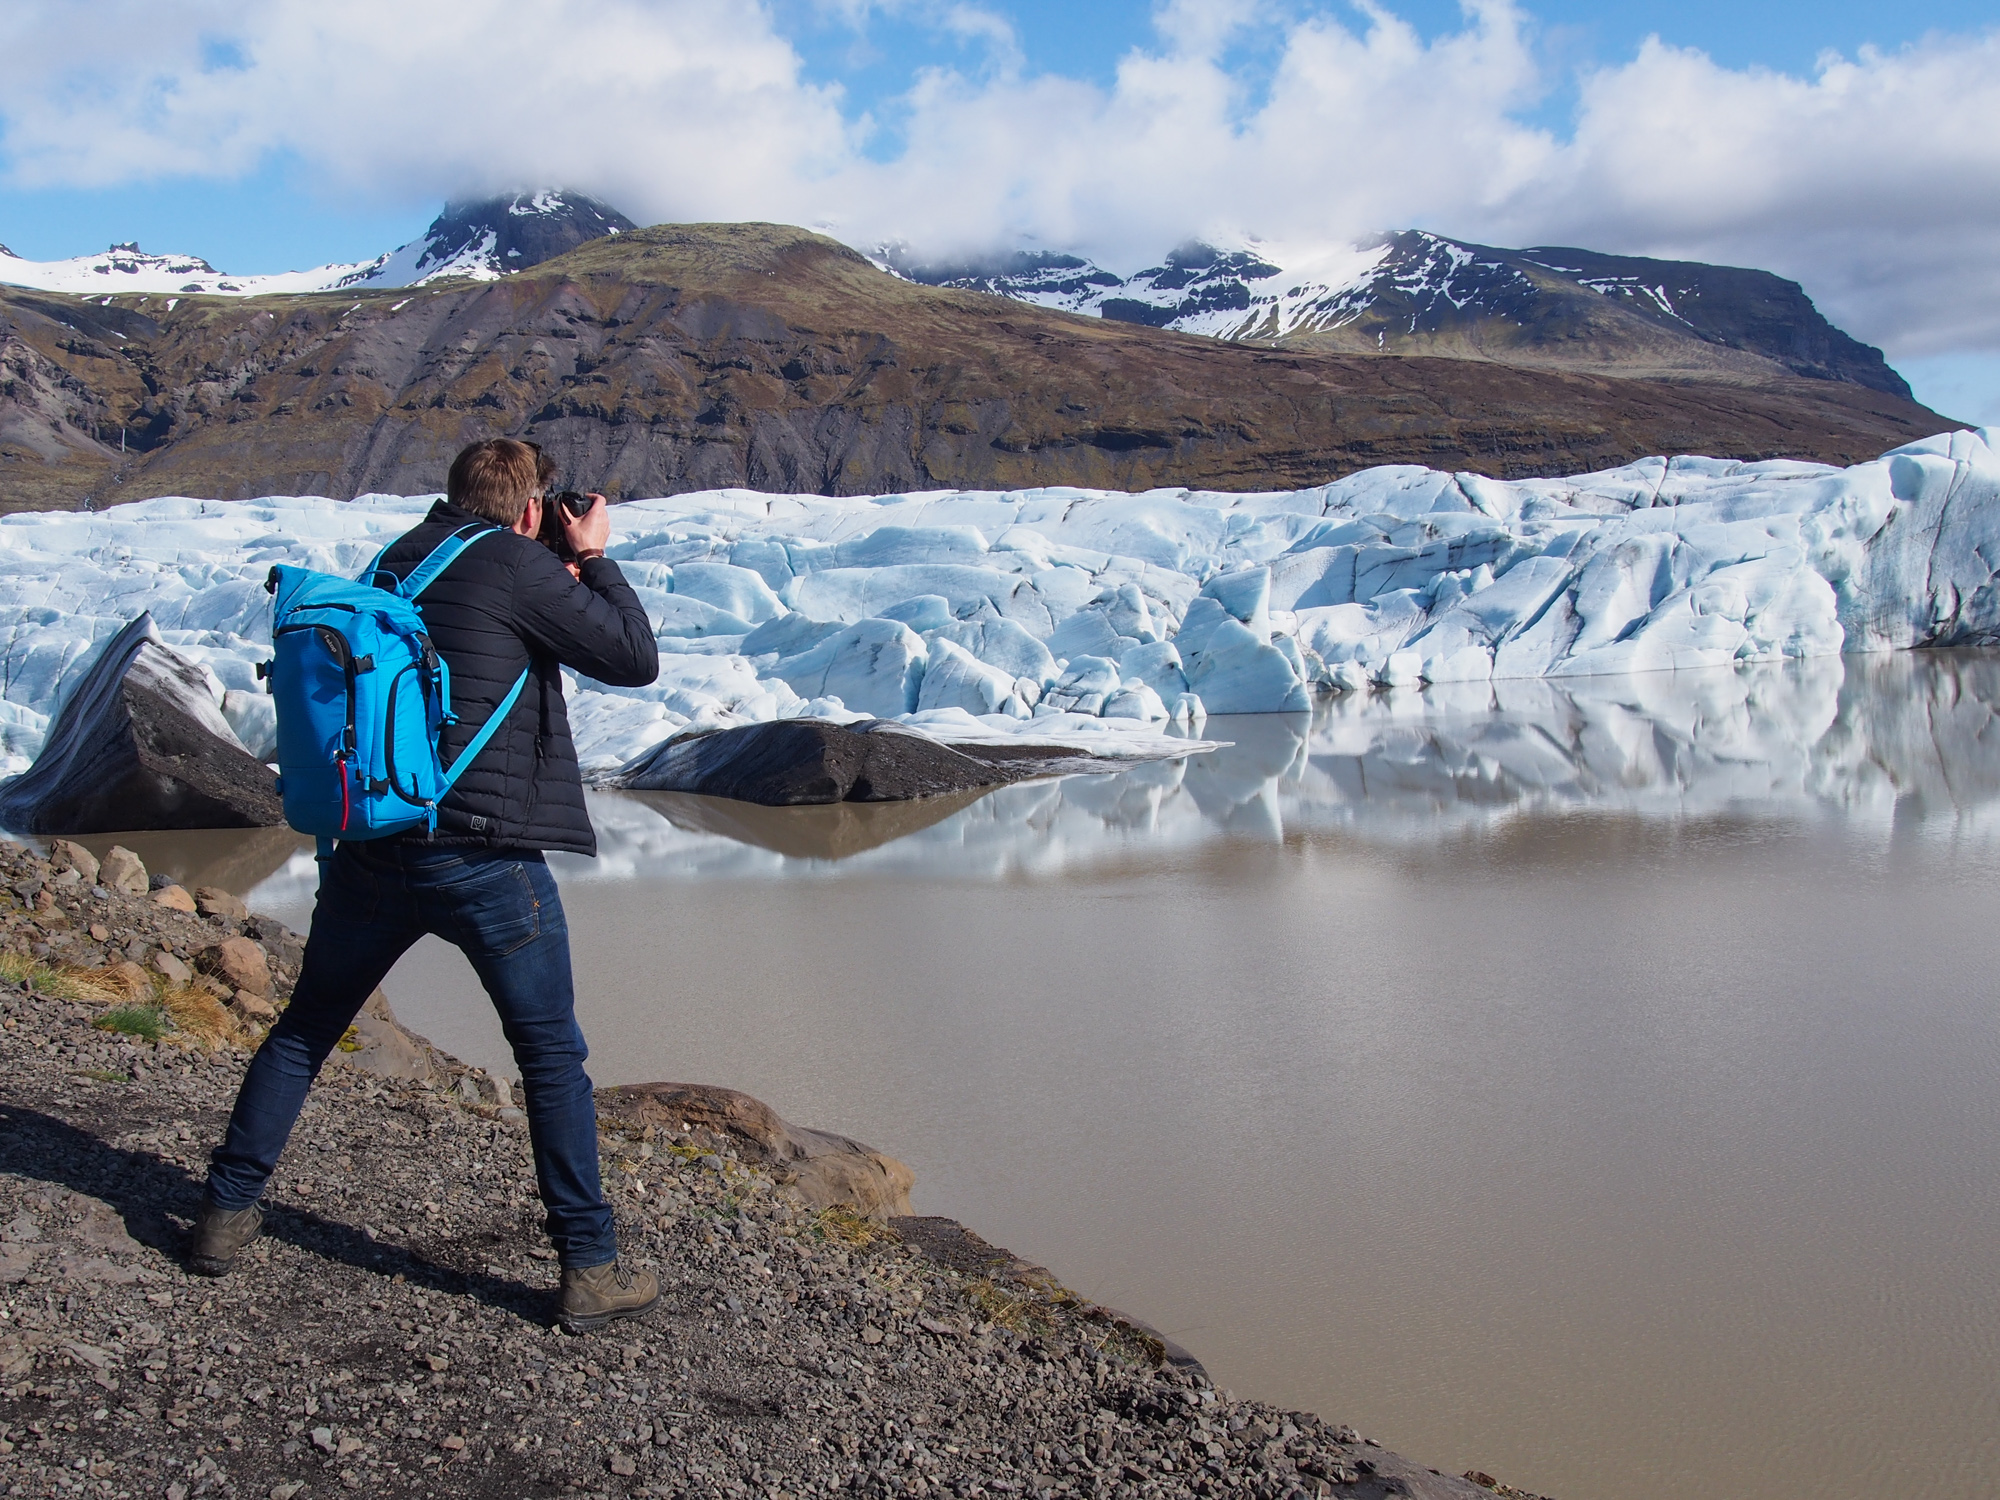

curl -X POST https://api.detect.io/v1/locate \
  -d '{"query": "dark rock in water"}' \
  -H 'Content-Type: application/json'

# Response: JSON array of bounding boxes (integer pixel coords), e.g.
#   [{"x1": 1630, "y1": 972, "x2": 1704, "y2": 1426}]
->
[
  {"x1": 606, "y1": 717, "x2": 1081, "y2": 805},
  {"x1": 0, "y1": 614, "x2": 283, "y2": 835}
]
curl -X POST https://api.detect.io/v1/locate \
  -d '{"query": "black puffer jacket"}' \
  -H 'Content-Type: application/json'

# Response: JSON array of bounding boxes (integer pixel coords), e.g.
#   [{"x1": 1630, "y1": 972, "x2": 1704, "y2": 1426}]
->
[{"x1": 371, "y1": 500, "x2": 658, "y2": 856}]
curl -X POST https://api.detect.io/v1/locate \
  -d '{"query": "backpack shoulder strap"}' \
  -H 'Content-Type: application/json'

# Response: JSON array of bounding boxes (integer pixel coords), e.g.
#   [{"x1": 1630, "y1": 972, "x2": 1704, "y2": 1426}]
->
[
  {"x1": 357, "y1": 543, "x2": 397, "y2": 591},
  {"x1": 437, "y1": 667, "x2": 531, "y2": 793},
  {"x1": 365, "y1": 523, "x2": 500, "y2": 600}
]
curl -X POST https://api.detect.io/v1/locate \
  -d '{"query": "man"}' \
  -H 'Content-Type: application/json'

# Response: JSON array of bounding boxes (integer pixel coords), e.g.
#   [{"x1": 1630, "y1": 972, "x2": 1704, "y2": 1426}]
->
[{"x1": 194, "y1": 438, "x2": 662, "y2": 1334}]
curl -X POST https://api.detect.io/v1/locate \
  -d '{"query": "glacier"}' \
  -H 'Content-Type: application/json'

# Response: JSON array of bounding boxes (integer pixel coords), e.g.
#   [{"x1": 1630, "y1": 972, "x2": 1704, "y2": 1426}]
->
[{"x1": 0, "y1": 429, "x2": 1996, "y2": 787}]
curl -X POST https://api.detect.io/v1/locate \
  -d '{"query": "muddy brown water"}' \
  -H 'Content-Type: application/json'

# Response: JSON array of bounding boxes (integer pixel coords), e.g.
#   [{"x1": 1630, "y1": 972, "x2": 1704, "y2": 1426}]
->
[{"x1": 31, "y1": 651, "x2": 2000, "y2": 1500}]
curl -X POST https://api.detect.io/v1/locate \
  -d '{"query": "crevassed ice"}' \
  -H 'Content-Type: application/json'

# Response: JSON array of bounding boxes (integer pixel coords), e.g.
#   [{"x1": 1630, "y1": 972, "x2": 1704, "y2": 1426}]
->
[{"x1": 0, "y1": 429, "x2": 1994, "y2": 780}]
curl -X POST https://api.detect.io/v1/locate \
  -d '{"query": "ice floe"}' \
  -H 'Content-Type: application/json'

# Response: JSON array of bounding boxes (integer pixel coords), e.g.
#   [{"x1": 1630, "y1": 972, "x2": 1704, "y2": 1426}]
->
[{"x1": 1, "y1": 430, "x2": 1997, "y2": 787}]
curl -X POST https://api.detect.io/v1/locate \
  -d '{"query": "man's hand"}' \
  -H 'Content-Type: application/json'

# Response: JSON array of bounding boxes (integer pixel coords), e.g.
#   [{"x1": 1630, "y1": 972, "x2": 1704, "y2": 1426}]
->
[{"x1": 559, "y1": 493, "x2": 611, "y2": 557}]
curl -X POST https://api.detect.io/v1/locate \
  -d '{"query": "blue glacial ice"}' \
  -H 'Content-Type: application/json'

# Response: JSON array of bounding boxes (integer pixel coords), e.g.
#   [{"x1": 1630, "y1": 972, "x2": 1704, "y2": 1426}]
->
[{"x1": 1, "y1": 429, "x2": 1998, "y2": 782}]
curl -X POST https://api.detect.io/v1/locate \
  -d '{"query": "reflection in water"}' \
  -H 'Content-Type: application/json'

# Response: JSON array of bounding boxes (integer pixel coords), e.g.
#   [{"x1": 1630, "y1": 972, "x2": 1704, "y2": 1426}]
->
[
  {"x1": 20, "y1": 654, "x2": 2000, "y2": 909},
  {"x1": 1289, "y1": 648, "x2": 2000, "y2": 841},
  {"x1": 547, "y1": 651, "x2": 2000, "y2": 885},
  {"x1": 633, "y1": 786, "x2": 993, "y2": 860},
  {"x1": 207, "y1": 650, "x2": 2000, "y2": 914},
  {"x1": 62, "y1": 825, "x2": 311, "y2": 896}
]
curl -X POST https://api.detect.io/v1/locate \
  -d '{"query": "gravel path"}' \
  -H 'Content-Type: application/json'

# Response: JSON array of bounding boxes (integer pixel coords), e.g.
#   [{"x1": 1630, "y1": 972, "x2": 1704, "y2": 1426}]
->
[{"x1": 0, "y1": 835, "x2": 1522, "y2": 1500}]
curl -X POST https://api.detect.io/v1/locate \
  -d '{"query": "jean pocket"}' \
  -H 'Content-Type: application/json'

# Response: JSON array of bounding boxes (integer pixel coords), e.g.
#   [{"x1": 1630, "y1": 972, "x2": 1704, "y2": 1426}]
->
[{"x1": 448, "y1": 862, "x2": 543, "y2": 957}]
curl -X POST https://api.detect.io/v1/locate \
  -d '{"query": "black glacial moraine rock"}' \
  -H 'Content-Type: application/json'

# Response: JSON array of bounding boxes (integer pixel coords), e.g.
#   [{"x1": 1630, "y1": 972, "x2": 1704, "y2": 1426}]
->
[
  {"x1": 606, "y1": 718, "x2": 1083, "y2": 806},
  {"x1": 0, "y1": 614, "x2": 282, "y2": 835}
]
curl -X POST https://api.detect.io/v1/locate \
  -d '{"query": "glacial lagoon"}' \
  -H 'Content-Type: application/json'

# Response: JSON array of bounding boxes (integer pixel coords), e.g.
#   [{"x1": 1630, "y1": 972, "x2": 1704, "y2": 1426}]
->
[{"x1": 72, "y1": 651, "x2": 2000, "y2": 1500}]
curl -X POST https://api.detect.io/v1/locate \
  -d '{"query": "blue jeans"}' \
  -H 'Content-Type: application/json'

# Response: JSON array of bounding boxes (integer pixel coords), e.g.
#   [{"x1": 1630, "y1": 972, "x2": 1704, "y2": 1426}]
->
[{"x1": 206, "y1": 842, "x2": 617, "y2": 1268}]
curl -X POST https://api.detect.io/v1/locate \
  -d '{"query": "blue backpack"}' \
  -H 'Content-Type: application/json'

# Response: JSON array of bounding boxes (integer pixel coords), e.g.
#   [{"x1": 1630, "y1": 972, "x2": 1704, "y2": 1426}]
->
[{"x1": 261, "y1": 523, "x2": 529, "y2": 854}]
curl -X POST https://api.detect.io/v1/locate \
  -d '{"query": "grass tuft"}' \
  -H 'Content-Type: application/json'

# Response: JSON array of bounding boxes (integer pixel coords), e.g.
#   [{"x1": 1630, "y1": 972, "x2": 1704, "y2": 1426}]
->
[
  {"x1": 88, "y1": 962, "x2": 154, "y2": 1000},
  {"x1": 95, "y1": 1004, "x2": 171, "y2": 1042},
  {"x1": 964, "y1": 1277, "x2": 1033, "y2": 1331},
  {"x1": 6, "y1": 949, "x2": 262, "y2": 1053},
  {"x1": 811, "y1": 1205, "x2": 891, "y2": 1247},
  {"x1": 157, "y1": 983, "x2": 251, "y2": 1050},
  {"x1": 0, "y1": 951, "x2": 126, "y2": 1004}
]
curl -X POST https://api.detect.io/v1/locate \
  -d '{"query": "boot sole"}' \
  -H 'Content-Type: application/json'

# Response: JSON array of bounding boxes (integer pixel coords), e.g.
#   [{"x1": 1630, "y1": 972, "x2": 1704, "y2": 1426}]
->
[{"x1": 558, "y1": 1290, "x2": 661, "y2": 1335}]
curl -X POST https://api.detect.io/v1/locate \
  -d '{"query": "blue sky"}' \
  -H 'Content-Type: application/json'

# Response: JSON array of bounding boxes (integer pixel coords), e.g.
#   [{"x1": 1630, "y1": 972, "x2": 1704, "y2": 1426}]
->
[
  {"x1": 4, "y1": 1, "x2": 1992, "y2": 274},
  {"x1": 780, "y1": 0, "x2": 2000, "y2": 152},
  {"x1": 1, "y1": 1, "x2": 1996, "y2": 420}
]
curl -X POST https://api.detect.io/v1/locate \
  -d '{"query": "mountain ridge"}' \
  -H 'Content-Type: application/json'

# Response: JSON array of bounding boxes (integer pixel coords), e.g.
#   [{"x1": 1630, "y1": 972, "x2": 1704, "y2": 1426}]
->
[
  {"x1": 2, "y1": 191, "x2": 1909, "y2": 401},
  {"x1": 0, "y1": 220, "x2": 1952, "y2": 513},
  {"x1": 886, "y1": 231, "x2": 1911, "y2": 396}
]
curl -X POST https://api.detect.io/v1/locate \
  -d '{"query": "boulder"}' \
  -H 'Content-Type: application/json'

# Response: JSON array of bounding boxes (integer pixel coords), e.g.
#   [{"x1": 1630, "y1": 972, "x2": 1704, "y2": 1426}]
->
[
  {"x1": 244, "y1": 914, "x2": 305, "y2": 973},
  {"x1": 152, "y1": 952, "x2": 191, "y2": 985},
  {"x1": 193, "y1": 886, "x2": 248, "y2": 921},
  {"x1": 45, "y1": 841, "x2": 98, "y2": 885},
  {"x1": 232, "y1": 991, "x2": 277, "y2": 1023},
  {"x1": 151, "y1": 884, "x2": 196, "y2": 913},
  {"x1": 325, "y1": 989, "x2": 438, "y2": 1084},
  {"x1": 197, "y1": 937, "x2": 271, "y2": 997},
  {"x1": 0, "y1": 614, "x2": 283, "y2": 835},
  {"x1": 98, "y1": 846, "x2": 147, "y2": 894},
  {"x1": 597, "y1": 1082, "x2": 916, "y2": 1221},
  {"x1": 606, "y1": 718, "x2": 1079, "y2": 806}
]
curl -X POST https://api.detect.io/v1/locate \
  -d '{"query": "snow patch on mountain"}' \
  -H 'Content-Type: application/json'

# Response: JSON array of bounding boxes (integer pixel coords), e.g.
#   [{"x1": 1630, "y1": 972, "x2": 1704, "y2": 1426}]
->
[
  {"x1": 0, "y1": 242, "x2": 381, "y2": 298},
  {"x1": 886, "y1": 232, "x2": 1527, "y2": 341},
  {"x1": 0, "y1": 191, "x2": 633, "y2": 301}
]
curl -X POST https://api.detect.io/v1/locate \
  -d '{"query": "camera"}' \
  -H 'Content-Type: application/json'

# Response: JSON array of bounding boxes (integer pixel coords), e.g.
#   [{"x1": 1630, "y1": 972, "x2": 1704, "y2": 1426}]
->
[{"x1": 537, "y1": 489, "x2": 595, "y2": 560}]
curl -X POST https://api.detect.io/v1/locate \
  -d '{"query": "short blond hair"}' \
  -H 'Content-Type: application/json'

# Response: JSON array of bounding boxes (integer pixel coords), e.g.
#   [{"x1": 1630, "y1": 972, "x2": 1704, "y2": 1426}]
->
[{"x1": 446, "y1": 439, "x2": 539, "y2": 524}]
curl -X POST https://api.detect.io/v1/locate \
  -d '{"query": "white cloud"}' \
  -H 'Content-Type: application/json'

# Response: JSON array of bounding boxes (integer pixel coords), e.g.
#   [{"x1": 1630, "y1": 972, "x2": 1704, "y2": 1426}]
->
[
  {"x1": 0, "y1": 0, "x2": 854, "y2": 220},
  {"x1": 2, "y1": 1, "x2": 1998, "y2": 361},
  {"x1": 809, "y1": 0, "x2": 1553, "y2": 269},
  {"x1": 1499, "y1": 33, "x2": 2000, "y2": 357}
]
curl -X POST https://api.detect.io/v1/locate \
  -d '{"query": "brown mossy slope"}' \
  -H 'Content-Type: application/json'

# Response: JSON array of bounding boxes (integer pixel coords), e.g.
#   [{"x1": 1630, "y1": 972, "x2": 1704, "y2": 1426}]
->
[{"x1": 0, "y1": 222, "x2": 1954, "y2": 513}]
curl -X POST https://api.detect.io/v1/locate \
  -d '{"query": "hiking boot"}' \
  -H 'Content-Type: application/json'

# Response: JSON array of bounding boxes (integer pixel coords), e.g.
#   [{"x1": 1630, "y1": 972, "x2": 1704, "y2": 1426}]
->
[
  {"x1": 188, "y1": 1200, "x2": 263, "y2": 1276},
  {"x1": 558, "y1": 1259, "x2": 659, "y2": 1334}
]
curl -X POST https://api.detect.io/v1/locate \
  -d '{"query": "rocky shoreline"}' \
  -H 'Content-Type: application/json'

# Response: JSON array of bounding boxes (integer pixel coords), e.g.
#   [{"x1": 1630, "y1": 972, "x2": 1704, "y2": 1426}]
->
[{"x1": 0, "y1": 833, "x2": 1528, "y2": 1500}]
